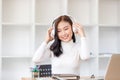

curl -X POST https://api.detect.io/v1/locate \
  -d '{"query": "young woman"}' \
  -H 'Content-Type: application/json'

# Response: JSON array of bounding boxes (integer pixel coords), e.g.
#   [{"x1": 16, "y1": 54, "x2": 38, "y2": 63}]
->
[{"x1": 32, "y1": 15, "x2": 90, "y2": 75}]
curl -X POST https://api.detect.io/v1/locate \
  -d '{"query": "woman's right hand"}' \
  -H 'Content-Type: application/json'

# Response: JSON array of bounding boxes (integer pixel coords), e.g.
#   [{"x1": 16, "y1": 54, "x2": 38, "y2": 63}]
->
[{"x1": 45, "y1": 27, "x2": 54, "y2": 44}]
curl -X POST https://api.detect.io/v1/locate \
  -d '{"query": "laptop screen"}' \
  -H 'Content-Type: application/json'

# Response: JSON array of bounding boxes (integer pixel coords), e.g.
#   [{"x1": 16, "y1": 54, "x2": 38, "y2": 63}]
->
[{"x1": 105, "y1": 54, "x2": 120, "y2": 80}]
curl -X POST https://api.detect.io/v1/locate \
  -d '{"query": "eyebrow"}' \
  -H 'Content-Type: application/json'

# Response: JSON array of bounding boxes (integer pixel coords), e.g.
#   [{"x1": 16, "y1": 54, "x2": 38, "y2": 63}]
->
[
  {"x1": 58, "y1": 26, "x2": 69, "y2": 30},
  {"x1": 64, "y1": 26, "x2": 69, "y2": 28}
]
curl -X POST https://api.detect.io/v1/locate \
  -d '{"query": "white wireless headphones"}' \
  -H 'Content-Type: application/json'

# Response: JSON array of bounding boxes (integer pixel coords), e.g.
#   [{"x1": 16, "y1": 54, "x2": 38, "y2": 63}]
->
[{"x1": 50, "y1": 15, "x2": 78, "y2": 38}]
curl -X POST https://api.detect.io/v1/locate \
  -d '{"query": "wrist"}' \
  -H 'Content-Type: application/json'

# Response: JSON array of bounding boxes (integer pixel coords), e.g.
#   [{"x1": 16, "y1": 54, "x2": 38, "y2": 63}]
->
[
  {"x1": 45, "y1": 39, "x2": 50, "y2": 44},
  {"x1": 78, "y1": 31, "x2": 85, "y2": 37},
  {"x1": 80, "y1": 33, "x2": 85, "y2": 37}
]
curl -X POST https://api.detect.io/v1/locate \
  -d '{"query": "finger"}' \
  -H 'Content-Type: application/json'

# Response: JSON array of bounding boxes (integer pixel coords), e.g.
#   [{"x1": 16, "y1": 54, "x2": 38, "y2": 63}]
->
[
  {"x1": 73, "y1": 23, "x2": 80, "y2": 29},
  {"x1": 76, "y1": 23, "x2": 83, "y2": 29},
  {"x1": 48, "y1": 27, "x2": 53, "y2": 33}
]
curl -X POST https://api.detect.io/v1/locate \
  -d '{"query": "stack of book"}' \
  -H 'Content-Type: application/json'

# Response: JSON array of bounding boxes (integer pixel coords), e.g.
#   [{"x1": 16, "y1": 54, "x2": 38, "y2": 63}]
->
[{"x1": 52, "y1": 74, "x2": 80, "y2": 80}]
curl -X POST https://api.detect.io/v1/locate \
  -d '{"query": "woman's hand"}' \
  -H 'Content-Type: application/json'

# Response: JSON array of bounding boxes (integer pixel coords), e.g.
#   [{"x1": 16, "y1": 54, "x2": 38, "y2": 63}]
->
[
  {"x1": 45, "y1": 27, "x2": 54, "y2": 44},
  {"x1": 73, "y1": 23, "x2": 86, "y2": 37}
]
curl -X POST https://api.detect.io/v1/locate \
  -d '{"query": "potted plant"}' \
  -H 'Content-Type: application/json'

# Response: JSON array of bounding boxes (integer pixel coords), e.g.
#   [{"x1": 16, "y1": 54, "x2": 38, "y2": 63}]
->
[{"x1": 31, "y1": 65, "x2": 39, "y2": 78}]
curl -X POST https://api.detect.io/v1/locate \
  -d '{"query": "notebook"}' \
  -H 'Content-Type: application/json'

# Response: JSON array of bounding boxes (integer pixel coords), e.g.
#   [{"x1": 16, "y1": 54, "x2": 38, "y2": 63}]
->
[{"x1": 105, "y1": 54, "x2": 120, "y2": 80}]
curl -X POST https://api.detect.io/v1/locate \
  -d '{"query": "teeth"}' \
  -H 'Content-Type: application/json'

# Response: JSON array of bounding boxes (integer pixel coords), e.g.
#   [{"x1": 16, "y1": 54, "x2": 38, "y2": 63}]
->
[
  {"x1": 64, "y1": 37, "x2": 67, "y2": 39},
  {"x1": 62, "y1": 35, "x2": 69, "y2": 39},
  {"x1": 63, "y1": 36, "x2": 68, "y2": 39}
]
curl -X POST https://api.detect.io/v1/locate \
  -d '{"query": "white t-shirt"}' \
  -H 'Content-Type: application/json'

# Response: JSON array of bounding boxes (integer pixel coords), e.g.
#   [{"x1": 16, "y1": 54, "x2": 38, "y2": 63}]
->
[{"x1": 32, "y1": 37, "x2": 90, "y2": 75}]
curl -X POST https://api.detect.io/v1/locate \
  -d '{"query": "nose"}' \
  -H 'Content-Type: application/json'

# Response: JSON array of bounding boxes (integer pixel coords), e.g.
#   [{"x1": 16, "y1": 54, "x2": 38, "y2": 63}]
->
[{"x1": 61, "y1": 30, "x2": 66, "y2": 36}]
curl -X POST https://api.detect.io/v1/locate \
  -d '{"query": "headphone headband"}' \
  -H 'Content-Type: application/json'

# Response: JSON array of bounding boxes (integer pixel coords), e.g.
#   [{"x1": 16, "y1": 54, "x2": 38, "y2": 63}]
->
[{"x1": 51, "y1": 15, "x2": 78, "y2": 38}]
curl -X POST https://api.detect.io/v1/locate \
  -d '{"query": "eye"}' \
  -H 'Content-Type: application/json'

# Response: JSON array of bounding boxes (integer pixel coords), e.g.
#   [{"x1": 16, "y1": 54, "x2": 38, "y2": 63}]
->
[
  {"x1": 57, "y1": 30, "x2": 61, "y2": 32},
  {"x1": 64, "y1": 27, "x2": 69, "y2": 30}
]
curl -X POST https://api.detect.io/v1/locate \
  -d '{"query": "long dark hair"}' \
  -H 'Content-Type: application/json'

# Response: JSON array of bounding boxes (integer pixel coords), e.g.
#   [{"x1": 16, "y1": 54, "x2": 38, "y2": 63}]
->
[{"x1": 50, "y1": 15, "x2": 76, "y2": 57}]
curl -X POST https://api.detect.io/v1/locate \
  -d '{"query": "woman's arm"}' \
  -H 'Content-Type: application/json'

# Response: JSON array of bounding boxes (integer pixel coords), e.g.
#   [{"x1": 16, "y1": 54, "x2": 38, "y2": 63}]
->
[
  {"x1": 32, "y1": 41, "x2": 51, "y2": 64},
  {"x1": 74, "y1": 23, "x2": 90, "y2": 60},
  {"x1": 32, "y1": 27, "x2": 54, "y2": 64},
  {"x1": 80, "y1": 37, "x2": 90, "y2": 60}
]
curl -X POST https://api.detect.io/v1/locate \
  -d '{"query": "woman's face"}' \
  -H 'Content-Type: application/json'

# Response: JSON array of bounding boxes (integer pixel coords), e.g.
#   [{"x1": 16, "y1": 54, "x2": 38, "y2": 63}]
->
[{"x1": 57, "y1": 21, "x2": 73, "y2": 42}]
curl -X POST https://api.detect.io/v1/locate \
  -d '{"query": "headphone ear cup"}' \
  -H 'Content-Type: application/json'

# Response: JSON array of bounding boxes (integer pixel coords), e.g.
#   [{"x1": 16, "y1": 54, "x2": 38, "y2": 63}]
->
[
  {"x1": 72, "y1": 27, "x2": 77, "y2": 33},
  {"x1": 51, "y1": 29, "x2": 55, "y2": 38}
]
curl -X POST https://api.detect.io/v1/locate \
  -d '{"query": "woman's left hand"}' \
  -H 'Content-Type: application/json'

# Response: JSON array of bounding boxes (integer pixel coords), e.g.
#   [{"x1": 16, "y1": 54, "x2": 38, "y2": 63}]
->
[{"x1": 73, "y1": 23, "x2": 86, "y2": 37}]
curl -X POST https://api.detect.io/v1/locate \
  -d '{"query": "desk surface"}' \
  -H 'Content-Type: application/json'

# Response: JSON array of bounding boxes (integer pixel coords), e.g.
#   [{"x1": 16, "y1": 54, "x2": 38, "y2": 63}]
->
[{"x1": 22, "y1": 77, "x2": 104, "y2": 80}]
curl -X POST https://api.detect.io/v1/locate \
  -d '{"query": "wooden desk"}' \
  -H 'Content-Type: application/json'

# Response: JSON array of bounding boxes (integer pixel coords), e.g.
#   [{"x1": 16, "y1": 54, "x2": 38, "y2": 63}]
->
[
  {"x1": 22, "y1": 78, "x2": 104, "y2": 80},
  {"x1": 21, "y1": 77, "x2": 53, "y2": 80},
  {"x1": 22, "y1": 76, "x2": 104, "y2": 80},
  {"x1": 21, "y1": 77, "x2": 35, "y2": 80}
]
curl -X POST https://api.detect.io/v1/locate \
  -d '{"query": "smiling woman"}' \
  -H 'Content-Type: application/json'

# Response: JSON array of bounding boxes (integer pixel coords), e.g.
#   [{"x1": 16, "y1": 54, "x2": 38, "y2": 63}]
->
[
  {"x1": 50, "y1": 15, "x2": 76, "y2": 57},
  {"x1": 32, "y1": 15, "x2": 90, "y2": 76},
  {"x1": 57, "y1": 21, "x2": 73, "y2": 42}
]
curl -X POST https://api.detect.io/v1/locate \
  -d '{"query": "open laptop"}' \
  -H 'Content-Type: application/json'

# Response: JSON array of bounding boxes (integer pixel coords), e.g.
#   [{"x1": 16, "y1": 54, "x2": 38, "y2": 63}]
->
[
  {"x1": 105, "y1": 54, "x2": 120, "y2": 80},
  {"x1": 89, "y1": 54, "x2": 120, "y2": 80}
]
